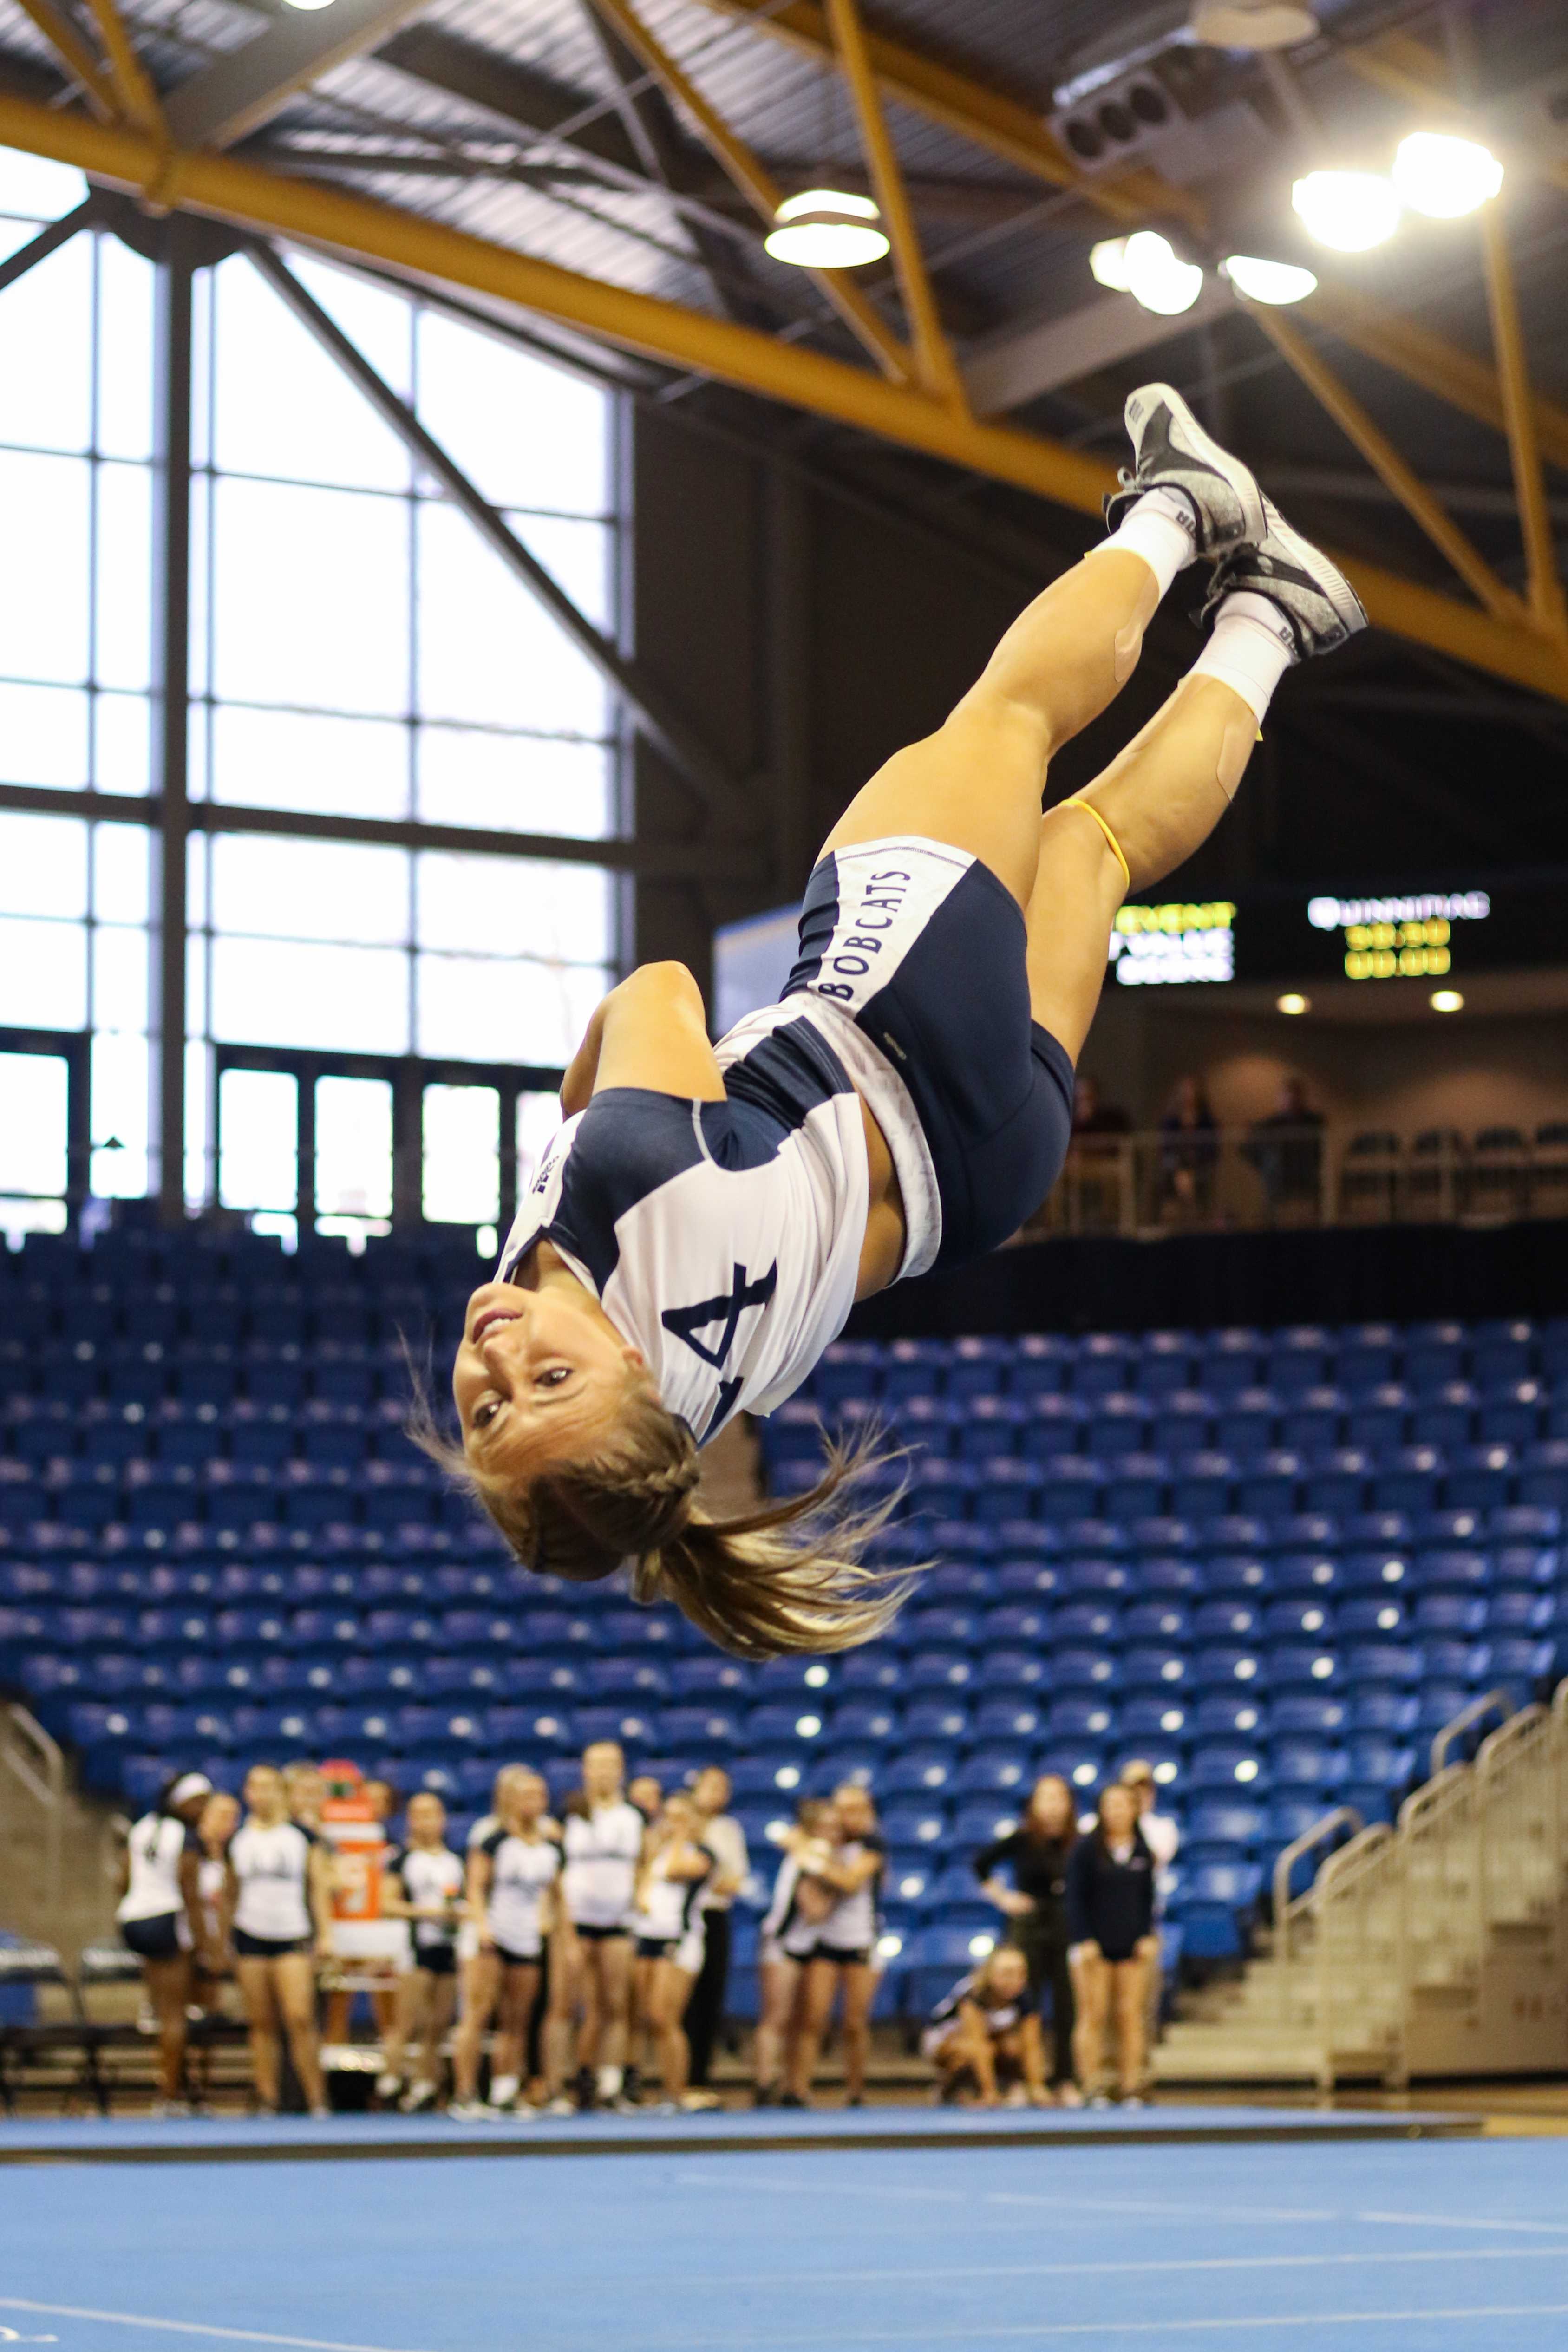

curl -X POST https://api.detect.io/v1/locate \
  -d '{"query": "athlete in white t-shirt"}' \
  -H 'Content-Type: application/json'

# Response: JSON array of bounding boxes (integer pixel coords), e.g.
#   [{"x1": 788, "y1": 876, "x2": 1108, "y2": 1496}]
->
[
  {"x1": 226, "y1": 1763, "x2": 334, "y2": 2117},
  {"x1": 786, "y1": 1783, "x2": 886, "y2": 2110},
  {"x1": 379, "y1": 1792, "x2": 466, "y2": 2113},
  {"x1": 434, "y1": 388, "x2": 1363, "y2": 1658},
  {"x1": 450, "y1": 1769, "x2": 563, "y2": 2118},
  {"x1": 555, "y1": 1741, "x2": 645, "y2": 2110},
  {"x1": 629, "y1": 1790, "x2": 713, "y2": 2112},
  {"x1": 114, "y1": 1771, "x2": 211, "y2": 2114}
]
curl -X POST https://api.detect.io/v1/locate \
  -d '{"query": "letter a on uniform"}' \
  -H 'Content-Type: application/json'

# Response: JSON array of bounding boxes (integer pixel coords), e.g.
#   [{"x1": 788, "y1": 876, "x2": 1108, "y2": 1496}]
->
[{"x1": 661, "y1": 1263, "x2": 778, "y2": 1371}]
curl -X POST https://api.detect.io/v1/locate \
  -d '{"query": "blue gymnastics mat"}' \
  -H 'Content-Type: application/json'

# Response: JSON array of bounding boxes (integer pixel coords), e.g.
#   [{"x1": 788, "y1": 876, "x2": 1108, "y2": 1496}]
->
[
  {"x1": 0, "y1": 2119, "x2": 1560, "y2": 2352},
  {"x1": 0, "y1": 2102, "x2": 1476, "y2": 2165}
]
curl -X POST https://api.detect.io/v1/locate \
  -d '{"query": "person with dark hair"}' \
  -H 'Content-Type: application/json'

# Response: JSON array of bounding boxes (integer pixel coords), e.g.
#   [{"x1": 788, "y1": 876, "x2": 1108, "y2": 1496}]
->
[
  {"x1": 922, "y1": 1944, "x2": 1049, "y2": 2108},
  {"x1": 974, "y1": 1772, "x2": 1081, "y2": 2104},
  {"x1": 1065, "y1": 1783, "x2": 1158, "y2": 2108},
  {"x1": 114, "y1": 1770, "x2": 212, "y2": 2116},
  {"x1": 684, "y1": 1764, "x2": 748, "y2": 2101},
  {"x1": 427, "y1": 384, "x2": 1364, "y2": 1658},
  {"x1": 1245, "y1": 1073, "x2": 1326, "y2": 1219},
  {"x1": 227, "y1": 1762, "x2": 335, "y2": 2117},
  {"x1": 1158, "y1": 1074, "x2": 1219, "y2": 1222},
  {"x1": 627, "y1": 1774, "x2": 663, "y2": 1824}
]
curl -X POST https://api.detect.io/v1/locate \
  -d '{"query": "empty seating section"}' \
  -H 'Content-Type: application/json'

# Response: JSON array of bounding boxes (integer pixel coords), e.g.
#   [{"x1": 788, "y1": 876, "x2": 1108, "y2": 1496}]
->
[{"x1": 1, "y1": 1228, "x2": 1566, "y2": 1980}]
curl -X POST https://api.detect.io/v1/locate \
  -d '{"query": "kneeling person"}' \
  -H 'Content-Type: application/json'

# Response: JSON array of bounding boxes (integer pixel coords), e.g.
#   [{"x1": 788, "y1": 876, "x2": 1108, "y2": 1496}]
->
[{"x1": 922, "y1": 1946, "x2": 1048, "y2": 2108}]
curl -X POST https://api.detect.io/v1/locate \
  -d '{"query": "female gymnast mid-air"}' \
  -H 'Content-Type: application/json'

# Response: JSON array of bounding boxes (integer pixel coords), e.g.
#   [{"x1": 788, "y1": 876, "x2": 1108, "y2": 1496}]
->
[{"x1": 431, "y1": 384, "x2": 1365, "y2": 1659}]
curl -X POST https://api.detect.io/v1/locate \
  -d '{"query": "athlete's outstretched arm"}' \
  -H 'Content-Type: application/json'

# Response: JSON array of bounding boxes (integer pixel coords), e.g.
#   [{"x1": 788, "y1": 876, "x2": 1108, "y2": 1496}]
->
[{"x1": 560, "y1": 961, "x2": 725, "y2": 1112}]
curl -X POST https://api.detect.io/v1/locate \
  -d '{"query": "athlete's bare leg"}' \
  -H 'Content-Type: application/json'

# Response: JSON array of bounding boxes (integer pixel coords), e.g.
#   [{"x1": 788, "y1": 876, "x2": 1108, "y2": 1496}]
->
[
  {"x1": 1024, "y1": 672, "x2": 1257, "y2": 1060},
  {"x1": 819, "y1": 549, "x2": 1161, "y2": 910}
]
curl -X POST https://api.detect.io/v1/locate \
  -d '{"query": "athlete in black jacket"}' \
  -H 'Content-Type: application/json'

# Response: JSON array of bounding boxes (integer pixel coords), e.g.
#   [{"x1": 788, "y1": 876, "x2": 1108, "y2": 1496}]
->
[
  {"x1": 973, "y1": 1773, "x2": 1080, "y2": 2100},
  {"x1": 1064, "y1": 1784, "x2": 1157, "y2": 2106}
]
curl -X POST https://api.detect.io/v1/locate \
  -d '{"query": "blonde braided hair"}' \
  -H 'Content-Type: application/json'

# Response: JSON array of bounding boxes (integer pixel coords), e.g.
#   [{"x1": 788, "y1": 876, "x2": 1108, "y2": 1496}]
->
[{"x1": 409, "y1": 1369, "x2": 919, "y2": 1660}]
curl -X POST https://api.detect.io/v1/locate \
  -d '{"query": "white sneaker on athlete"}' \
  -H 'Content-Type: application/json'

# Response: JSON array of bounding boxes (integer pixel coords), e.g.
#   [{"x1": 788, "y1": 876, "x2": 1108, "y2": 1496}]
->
[
  {"x1": 541, "y1": 2095, "x2": 577, "y2": 2118},
  {"x1": 445, "y1": 2097, "x2": 490, "y2": 2121},
  {"x1": 1202, "y1": 495, "x2": 1368, "y2": 660},
  {"x1": 375, "y1": 2071, "x2": 402, "y2": 2101},
  {"x1": 401, "y1": 2080, "x2": 438, "y2": 2114},
  {"x1": 486, "y1": 2074, "x2": 521, "y2": 2112},
  {"x1": 1106, "y1": 382, "x2": 1267, "y2": 559}
]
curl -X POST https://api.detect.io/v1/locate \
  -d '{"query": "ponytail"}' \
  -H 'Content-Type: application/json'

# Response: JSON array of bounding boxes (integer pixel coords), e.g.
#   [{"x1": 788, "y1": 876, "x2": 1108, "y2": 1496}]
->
[{"x1": 409, "y1": 1371, "x2": 919, "y2": 1661}]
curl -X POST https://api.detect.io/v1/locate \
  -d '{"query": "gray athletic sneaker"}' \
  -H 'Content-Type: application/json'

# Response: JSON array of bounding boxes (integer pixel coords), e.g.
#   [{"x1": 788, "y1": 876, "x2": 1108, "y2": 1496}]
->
[
  {"x1": 1104, "y1": 381, "x2": 1267, "y2": 558},
  {"x1": 1202, "y1": 496, "x2": 1368, "y2": 660}
]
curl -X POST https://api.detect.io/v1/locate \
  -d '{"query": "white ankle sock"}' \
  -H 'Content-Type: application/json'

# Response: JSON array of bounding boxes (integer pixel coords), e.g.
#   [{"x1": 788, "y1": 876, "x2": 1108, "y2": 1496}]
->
[
  {"x1": 1090, "y1": 487, "x2": 1196, "y2": 602},
  {"x1": 1190, "y1": 590, "x2": 1295, "y2": 724}
]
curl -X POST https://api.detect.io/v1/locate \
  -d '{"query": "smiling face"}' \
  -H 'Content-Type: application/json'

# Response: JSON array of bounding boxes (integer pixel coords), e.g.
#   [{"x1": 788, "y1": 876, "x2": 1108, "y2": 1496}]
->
[
  {"x1": 987, "y1": 1947, "x2": 1028, "y2": 2004},
  {"x1": 406, "y1": 1791, "x2": 446, "y2": 1847},
  {"x1": 453, "y1": 1276, "x2": 651, "y2": 1488}
]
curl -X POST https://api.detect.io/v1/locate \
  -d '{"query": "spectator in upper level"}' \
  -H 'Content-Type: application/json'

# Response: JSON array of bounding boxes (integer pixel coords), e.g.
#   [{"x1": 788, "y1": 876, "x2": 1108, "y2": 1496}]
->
[
  {"x1": 1071, "y1": 1073, "x2": 1133, "y2": 1143},
  {"x1": 1158, "y1": 1075, "x2": 1219, "y2": 1221},
  {"x1": 1065, "y1": 1783, "x2": 1157, "y2": 2108},
  {"x1": 973, "y1": 1773, "x2": 1080, "y2": 2104},
  {"x1": 1245, "y1": 1074, "x2": 1326, "y2": 1219}
]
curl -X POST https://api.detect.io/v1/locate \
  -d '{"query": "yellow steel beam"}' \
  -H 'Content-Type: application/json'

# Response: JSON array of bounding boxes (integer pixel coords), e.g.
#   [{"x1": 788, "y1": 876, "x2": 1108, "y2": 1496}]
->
[
  {"x1": 580, "y1": 0, "x2": 913, "y2": 385},
  {"x1": 1241, "y1": 299, "x2": 1525, "y2": 625},
  {"x1": 685, "y1": 0, "x2": 1203, "y2": 229},
  {"x1": 1303, "y1": 282, "x2": 1568, "y2": 475},
  {"x1": 9, "y1": 0, "x2": 117, "y2": 119},
  {"x1": 81, "y1": 0, "x2": 163, "y2": 134},
  {"x1": 823, "y1": 0, "x2": 966, "y2": 411},
  {"x1": 0, "y1": 95, "x2": 1562, "y2": 703},
  {"x1": 1481, "y1": 204, "x2": 1568, "y2": 638}
]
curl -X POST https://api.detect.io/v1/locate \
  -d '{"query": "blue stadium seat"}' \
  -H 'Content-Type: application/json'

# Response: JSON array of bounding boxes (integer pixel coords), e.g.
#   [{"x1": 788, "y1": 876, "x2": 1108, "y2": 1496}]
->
[
  {"x1": 1187, "y1": 1802, "x2": 1268, "y2": 1853},
  {"x1": 1124, "y1": 1599, "x2": 1191, "y2": 1642},
  {"x1": 1194, "y1": 1694, "x2": 1268, "y2": 1739},
  {"x1": 882, "y1": 1750, "x2": 957, "y2": 1796},
  {"x1": 1339, "y1": 1597, "x2": 1408, "y2": 1637},
  {"x1": 1269, "y1": 1740, "x2": 1344, "y2": 1795},
  {"x1": 1272, "y1": 1693, "x2": 1348, "y2": 1736},
  {"x1": 1195, "y1": 1599, "x2": 1263, "y2": 1642},
  {"x1": 975, "y1": 1648, "x2": 1049, "y2": 1694},
  {"x1": 1051, "y1": 1601, "x2": 1120, "y2": 1645},
  {"x1": 1118, "y1": 1697, "x2": 1189, "y2": 1740},
  {"x1": 1190, "y1": 1744, "x2": 1268, "y2": 1792},
  {"x1": 1177, "y1": 1861, "x2": 1262, "y2": 1959},
  {"x1": 1348, "y1": 1690, "x2": 1419, "y2": 1734},
  {"x1": 974, "y1": 1696, "x2": 1045, "y2": 1741},
  {"x1": 834, "y1": 1701, "x2": 901, "y2": 1744},
  {"x1": 881, "y1": 1803, "x2": 950, "y2": 1848},
  {"x1": 1266, "y1": 1598, "x2": 1336, "y2": 1640},
  {"x1": 1047, "y1": 1696, "x2": 1117, "y2": 1739},
  {"x1": 1201, "y1": 1556, "x2": 1272, "y2": 1595},
  {"x1": 1122, "y1": 1648, "x2": 1188, "y2": 1692},
  {"x1": 1055, "y1": 1648, "x2": 1121, "y2": 1691},
  {"x1": 906, "y1": 1651, "x2": 976, "y2": 1693},
  {"x1": 1347, "y1": 1643, "x2": 1422, "y2": 1686}
]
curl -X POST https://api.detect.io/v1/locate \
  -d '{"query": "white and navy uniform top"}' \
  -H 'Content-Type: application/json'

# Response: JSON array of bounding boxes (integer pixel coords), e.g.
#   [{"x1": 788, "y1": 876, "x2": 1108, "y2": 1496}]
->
[
  {"x1": 388, "y1": 1842, "x2": 465, "y2": 1965},
  {"x1": 635, "y1": 1845, "x2": 712, "y2": 1968},
  {"x1": 761, "y1": 1852, "x2": 808, "y2": 1963},
  {"x1": 814, "y1": 1835, "x2": 886, "y2": 1960},
  {"x1": 477, "y1": 1828, "x2": 561, "y2": 1962},
  {"x1": 562, "y1": 1801, "x2": 645, "y2": 1932},
  {"x1": 496, "y1": 1010, "x2": 886, "y2": 1446},
  {"x1": 921, "y1": 1972, "x2": 1028, "y2": 2061},
  {"x1": 229, "y1": 1817, "x2": 318, "y2": 1944},
  {"x1": 196, "y1": 1852, "x2": 229, "y2": 1952},
  {"x1": 117, "y1": 1812, "x2": 192, "y2": 1928}
]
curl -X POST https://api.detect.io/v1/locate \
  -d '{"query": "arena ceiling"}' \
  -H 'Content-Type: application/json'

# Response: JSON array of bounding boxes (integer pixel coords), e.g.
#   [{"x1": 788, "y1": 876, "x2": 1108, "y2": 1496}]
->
[{"x1": 0, "y1": 0, "x2": 1564, "y2": 725}]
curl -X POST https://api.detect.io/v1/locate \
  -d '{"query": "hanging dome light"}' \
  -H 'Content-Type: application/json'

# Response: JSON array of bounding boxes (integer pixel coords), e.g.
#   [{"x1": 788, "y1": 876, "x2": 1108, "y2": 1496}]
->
[
  {"x1": 1188, "y1": 0, "x2": 1318, "y2": 48},
  {"x1": 1292, "y1": 169, "x2": 1401, "y2": 252},
  {"x1": 1392, "y1": 131, "x2": 1503, "y2": 219},
  {"x1": 1222, "y1": 254, "x2": 1318, "y2": 304},
  {"x1": 1122, "y1": 230, "x2": 1205, "y2": 316},
  {"x1": 764, "y1": 188, "x2": 890, "y2": 269}
]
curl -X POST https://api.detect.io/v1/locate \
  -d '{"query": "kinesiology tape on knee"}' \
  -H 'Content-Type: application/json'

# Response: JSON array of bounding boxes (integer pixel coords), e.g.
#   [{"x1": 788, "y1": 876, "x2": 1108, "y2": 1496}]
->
[{"x1": 1060, "y1": 797, "x2": 1131, "y2": 892}]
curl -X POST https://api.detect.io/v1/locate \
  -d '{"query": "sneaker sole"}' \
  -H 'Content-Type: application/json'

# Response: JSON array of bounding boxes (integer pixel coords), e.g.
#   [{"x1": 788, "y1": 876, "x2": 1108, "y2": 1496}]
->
[
  {"x1": 1258, "y1": 501, "x2": 1368, "y2": 640},
  {"x1": 1126, "y1": 381, "x2": 1267, "y2": 549}
]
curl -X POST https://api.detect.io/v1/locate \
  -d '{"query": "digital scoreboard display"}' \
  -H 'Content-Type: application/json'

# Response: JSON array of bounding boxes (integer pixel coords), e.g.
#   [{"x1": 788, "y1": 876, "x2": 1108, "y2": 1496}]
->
[{"x1": 1106, "y1": 875, "x2": 1561, "y2": 991}]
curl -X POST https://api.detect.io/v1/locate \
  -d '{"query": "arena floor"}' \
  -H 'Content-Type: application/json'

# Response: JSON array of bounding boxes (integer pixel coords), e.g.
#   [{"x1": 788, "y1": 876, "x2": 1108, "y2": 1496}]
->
[{"x1": 4, "y1": 2107, "x2": 1566, "y2": 2350}]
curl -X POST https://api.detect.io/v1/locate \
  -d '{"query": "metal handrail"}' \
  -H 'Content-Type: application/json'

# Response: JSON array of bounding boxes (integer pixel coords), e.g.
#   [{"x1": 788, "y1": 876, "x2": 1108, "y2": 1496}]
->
[
  {"x1": 1, "y1": 1703, "x2": 65, "y2": 1909},
  {"x1": 1430, "y1": 1686, "x2": 1516, "y2": 1778},
  {"x1": 1476, "y1": 1703, "x2": 1547, "y2": 1784},
  {"x1": 1272, "y1": 1805, "x2": 1362, "y2": 1966}
]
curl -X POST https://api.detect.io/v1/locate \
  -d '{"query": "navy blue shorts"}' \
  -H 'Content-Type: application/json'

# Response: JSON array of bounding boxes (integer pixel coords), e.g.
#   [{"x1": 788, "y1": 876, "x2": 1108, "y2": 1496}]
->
[{"x1": 784, "y1": 837, "x2": 1075, "y2": 1273}]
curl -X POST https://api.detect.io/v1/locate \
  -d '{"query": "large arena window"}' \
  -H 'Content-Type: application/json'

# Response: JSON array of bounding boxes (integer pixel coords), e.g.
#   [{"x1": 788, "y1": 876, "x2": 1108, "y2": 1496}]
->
[{"x1": 0, "y1": 151, "x2": 621, "y2": 1243}]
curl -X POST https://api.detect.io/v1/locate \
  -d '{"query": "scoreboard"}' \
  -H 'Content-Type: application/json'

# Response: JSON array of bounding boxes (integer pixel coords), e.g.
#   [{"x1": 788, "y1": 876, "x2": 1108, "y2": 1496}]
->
[{"x1": 1106, "y1": 875, "x2": 1565, "y2": 991}]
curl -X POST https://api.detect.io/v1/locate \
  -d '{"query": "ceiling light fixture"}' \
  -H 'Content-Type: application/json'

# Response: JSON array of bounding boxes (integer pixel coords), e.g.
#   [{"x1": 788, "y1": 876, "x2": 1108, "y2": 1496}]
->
[
  {"x1": 1392, "y1": 131, "x2": 1504, "y2": 219},
  {"x1": 764, "y1": 188, "x2": 889, "y2": 269},
  {"x1": 1430, "y1": 989, "x2": 1464, "y2": 1013},
  {"x1": 1292, "y1": 169, "x2": 1401, "y2": 252},
  {"x1": 282, "y1": 0, "x2": 337, "y2": 13},
  {"x1": 1222, "y1": 254, "x2": 1318, "y2": 304},
  {"x1": 1089, "y1": 236, "x2": 1135, "y2": 292},
  {"x1": 1121, "y1": 229, "x2": 1205, "y2": 315},
  {"x1": 1188, "y1": 0, "x2": 1319, "y2": 50},
  {"x1": 1276, "y1": 992, "x2": 1310, "y2": 1015}
]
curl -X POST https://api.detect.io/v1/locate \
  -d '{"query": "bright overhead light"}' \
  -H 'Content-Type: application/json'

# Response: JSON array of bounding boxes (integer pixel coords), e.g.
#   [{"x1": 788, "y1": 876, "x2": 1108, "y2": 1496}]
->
[
  {"x1": 1292, "y1": 169, "x2": 1401, "y2": 253},
  {"x1": 1189, "y1": 0, "x2": 1319, "y2": 49},
  {"x1": 764, "y1": 188, "x2": 889, "y2": 269},
  {"x1": 1222, "y1": 254, "x2": 1318, "y2": 305},
  {"x1": 1122, "y1": 229, "x2": 1204, "y2": 316},
  {"x1": 282, "y1": 0, "x2": 337, "y2": 12},
  {"x1": 1392, "y1": 131, "x2": 1504, "y2": 219},
  {"x1": 1090, "y1": 237, "x2": 1135, "y2": 292},
  {"x1": 1431, "y1": 988, "x2": 1464, "y2": 1013},
  {"x1": 1276, "y1": 992, "x2": 1310, "y2": 1016}
]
